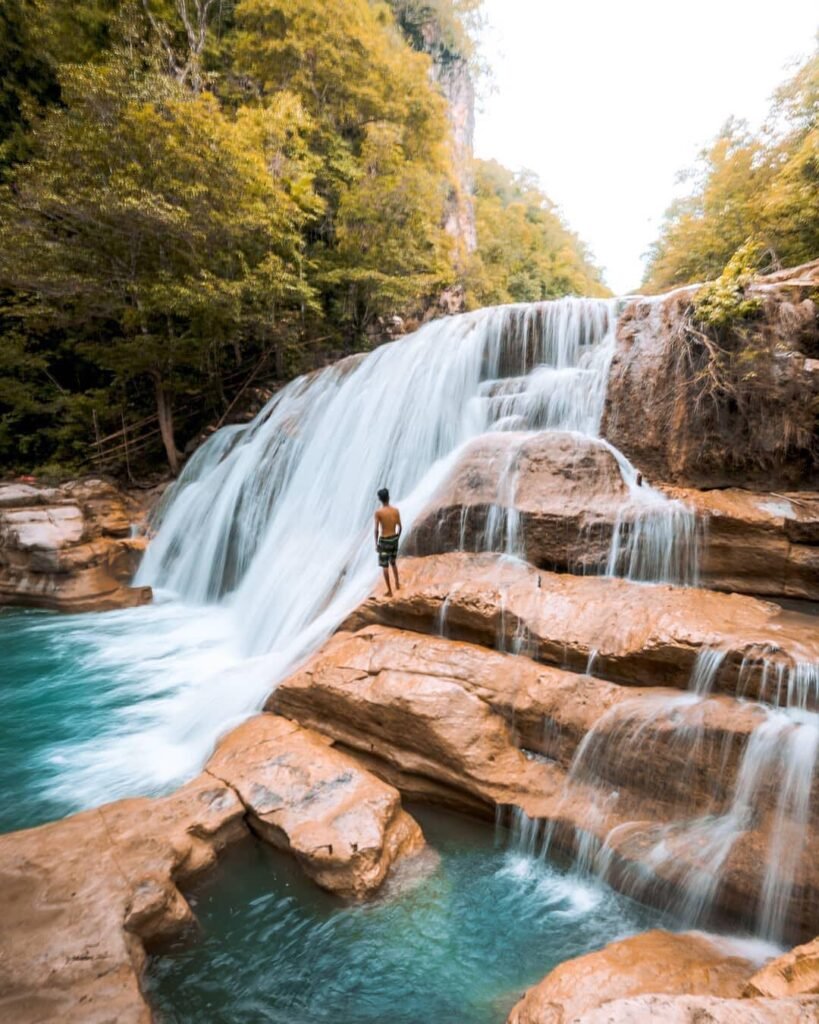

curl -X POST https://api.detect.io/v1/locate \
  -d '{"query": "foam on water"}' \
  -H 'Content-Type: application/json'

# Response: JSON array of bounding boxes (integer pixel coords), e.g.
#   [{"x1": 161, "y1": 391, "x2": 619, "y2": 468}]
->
[{"x1": 2, "y1": 299, "x2": 705, "y2": 842}]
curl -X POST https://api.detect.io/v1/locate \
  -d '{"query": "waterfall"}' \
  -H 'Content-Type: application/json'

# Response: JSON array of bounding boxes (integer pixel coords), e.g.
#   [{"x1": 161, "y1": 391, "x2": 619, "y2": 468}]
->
[{"x1": 139, "y1": 298, "x2": 623, "y2": 659}]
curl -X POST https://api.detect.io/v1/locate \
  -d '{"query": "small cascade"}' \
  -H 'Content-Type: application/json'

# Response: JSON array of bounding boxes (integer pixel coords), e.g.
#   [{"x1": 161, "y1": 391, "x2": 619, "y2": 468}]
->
[
  {"x1": 508, "y1": 638, "x2": 819, "y2": 943},
  {"x1": 479, "y1": 440, "x2": 525, "y2": 559},
  {"x1": 597, "y1": 438, "x2": 701, "y2": 587},
  {"x1": 689, "y1": 648, "x2": 728, "y2": 696}
]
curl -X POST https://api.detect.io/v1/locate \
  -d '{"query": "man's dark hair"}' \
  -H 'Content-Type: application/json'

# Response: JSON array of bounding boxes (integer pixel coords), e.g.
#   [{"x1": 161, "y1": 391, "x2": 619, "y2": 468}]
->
[{"x1": 377, "y1": 488, "x2": 390, "y2": 504}]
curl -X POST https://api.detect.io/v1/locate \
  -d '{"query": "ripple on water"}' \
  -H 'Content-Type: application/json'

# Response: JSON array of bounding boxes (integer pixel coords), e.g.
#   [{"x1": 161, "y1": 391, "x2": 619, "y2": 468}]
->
[{"x1": 146, "y1": 806, "x2": 665, "y2": 1024}]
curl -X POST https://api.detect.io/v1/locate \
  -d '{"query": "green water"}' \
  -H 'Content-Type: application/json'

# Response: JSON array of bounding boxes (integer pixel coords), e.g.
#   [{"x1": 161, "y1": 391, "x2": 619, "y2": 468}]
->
[
  {"x1": 0, "y1": 608, "x2": 126, "y2": 832},
  {"x1": 147, "y1": 806, "x2": 665, "y2": 1024},
  {"x1": 0, "y1": 603, "x2": 244, "y2": 833}
]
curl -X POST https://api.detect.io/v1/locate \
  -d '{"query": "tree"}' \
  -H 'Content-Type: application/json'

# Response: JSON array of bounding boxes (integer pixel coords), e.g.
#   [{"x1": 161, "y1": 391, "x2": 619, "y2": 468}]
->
[
  {"x1": 0, "y1": 60, "x2": 318, "y2": 473},
  {"x1": 465, "y1": 159, "x2": 610, "y2": 305},
  {"x1": 644, "y1": 44, "x2": 818, "y2": 292}
]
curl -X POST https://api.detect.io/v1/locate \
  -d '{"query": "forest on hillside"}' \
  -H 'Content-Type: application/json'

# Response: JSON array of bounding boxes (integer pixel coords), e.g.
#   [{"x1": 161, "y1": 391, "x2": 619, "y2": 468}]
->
[
  {"x1": 0, "y1": 0, "x2": 607, "y2": 478},
  {"x1": 643, "y1": 41, "x2": 818, "y2": 292}
]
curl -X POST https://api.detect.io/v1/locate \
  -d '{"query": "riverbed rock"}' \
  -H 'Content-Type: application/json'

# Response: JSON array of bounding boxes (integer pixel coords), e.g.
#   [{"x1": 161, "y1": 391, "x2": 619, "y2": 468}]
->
[
  {"x1": 405, "y1": 430, "x2": 819, "y2": 600},
  {"x1": 205, "y1": 713, "x2": 425, "y2": 900},
  {"x1": 270, "y1": 623, "x2": 819, "y2": 939},
  {"x1": 506, "y1": 930, "x2": 758, "y2": 1023},
  {"x1": 746, "y1": 935, "x2": 819, "y2": 998},
  {"x1": 665, "y1": 486, "x2": 819, "y2": 601},
  {"x1": 602, "y1": 260, "x2": 819, "y2": 490},
  {"x1": 406, "y1": 431, "x2": 629, "y2": 573},
  {"x1": 271, "y1": 624, "x2": 765, "y2": 813},
  {"x1": 0, "y1": 774, "x2": 246, "y2": 1024},
  {"x1": 0, "y1": 713, "x2": 425, "y2": 1023},
  {"x1": 0, "y1": 477, "x2": 151, "y2": 612},
  {"x1": 344, "y1": 552, "x2": 819, "y2": 703}
]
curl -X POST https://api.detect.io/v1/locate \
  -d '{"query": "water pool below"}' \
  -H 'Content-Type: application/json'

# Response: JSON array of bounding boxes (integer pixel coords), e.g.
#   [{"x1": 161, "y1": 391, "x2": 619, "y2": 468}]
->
[{"x1": 146, "y1": 806, "x2": 667, "y2": 1024}]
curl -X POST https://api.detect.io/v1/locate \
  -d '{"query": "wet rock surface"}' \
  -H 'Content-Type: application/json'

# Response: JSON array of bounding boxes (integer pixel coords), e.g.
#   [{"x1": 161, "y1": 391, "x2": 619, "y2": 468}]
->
[
  {"x1": 344, "y1": 553, "x2": 819, "y2": 702},
  {"x1": 406, "y1": 431, "x2": 629, "y2": 572},
  {"x1": 205, "y1": 713, "x2": 425, "y2": 900},
  {"x1": 270, "y1": 622, "x2": 819, "y2": 940},
  {"x1": 0, "y1": 478, "x2": 151, "y2": 612},
  {"x1": 405, "y1": 430, "x2": 819, "y2": 600},
  {"x1": 746, "y1": 936, "x2": 819, "y2": 998},
  {"x1": 0, "y1": 713, "x2": 423, "y2": 1023},
  {"x1": 0, "y1": 774, "x2": 245, "y2": 1024},
  {"x1": 506, "y1": 929, "x2": 759, "y2": 1023}
]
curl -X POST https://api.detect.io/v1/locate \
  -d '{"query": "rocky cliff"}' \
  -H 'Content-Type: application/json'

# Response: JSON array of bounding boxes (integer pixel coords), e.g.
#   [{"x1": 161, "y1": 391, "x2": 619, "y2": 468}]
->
[{"x1": 602, "y1": 261, "x2": 819, "y2": 489}]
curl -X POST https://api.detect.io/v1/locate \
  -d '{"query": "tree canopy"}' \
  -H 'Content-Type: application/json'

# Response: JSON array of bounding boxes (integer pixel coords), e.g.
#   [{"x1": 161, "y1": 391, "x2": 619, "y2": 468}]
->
[
  {"x1": 0, "y1": 0, "x2": 608, "y2": 477},
  {"x1": 466, "y1": 160, "x2": 610, "y2": 305},
  {"x1": 643, "y1": 43, "x2": 819, "y2": 292}
]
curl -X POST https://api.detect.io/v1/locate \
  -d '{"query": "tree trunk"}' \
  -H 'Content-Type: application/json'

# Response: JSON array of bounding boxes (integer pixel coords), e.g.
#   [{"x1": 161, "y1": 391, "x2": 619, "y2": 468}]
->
[{"x1": 155, "y1": 379, "x2": 181, "y2": 476}]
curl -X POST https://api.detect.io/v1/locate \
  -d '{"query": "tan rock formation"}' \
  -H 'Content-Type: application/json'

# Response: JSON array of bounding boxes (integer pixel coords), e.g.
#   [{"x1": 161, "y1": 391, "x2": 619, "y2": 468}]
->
[
  {"x1": 0, "y1": 774, "x2": 245, "y2": 1024},
  {"x1": 405, "y1": 430, "x2": 819, "y2": 600},
  {"x1": 0, "y1": 713, "x2": 423, "y2": 1023},
  {"x1": 270, "y1": 623, "x2": 819, "y2": 939},
  {"x1": 746, "y1": 936, "x2": 819, "y2": 998},
  {"x1": 666, "y1": 486, "x2": 819, "y2": 601},
  {"x1": 406, "y1": 431, "x2": 629, "y2": 572},
  {"x1": 602, "y1": 260, "x2": 819, "y2": 490},
  {"x1": 344, "y1": 552, "x2": 819, "y2": 703},
  {"x1": 0, "y1": 478, "x2": 152, "y2": 612},
  {"x1": 206, "y1": 714, "x2": 425, "y2": 900},
  {"x1": 564, "y1": 994, "x2": 819, "y2": 1023},
  {"x1": 506, "y1": 930, "x2": 758, "y2": 1024}
]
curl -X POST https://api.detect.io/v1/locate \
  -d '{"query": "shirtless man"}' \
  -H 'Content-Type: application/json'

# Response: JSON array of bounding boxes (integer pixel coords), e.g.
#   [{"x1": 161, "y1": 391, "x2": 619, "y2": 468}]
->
[{"x1": 374, "y1": 487, "x2": 401, "y2": 597}]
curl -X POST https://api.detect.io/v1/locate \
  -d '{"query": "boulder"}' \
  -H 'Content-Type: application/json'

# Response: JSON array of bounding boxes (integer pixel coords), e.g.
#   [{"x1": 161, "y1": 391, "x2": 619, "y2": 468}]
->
[
  {"x1": 0, "y1": 713, "x2": 424, "y2": 1023},
  {"x1": 406, "y1": 431, "x2": 630, "y2": 573},
  {"x1": 746, "y1": 936, "x2": 819, "y2": 998},
  {"x1": 506, "y1": 929, "x2": 758, "y2": 1023},
  {"x1": 344, "y1": 553, "x2": 819, "y2": 704},
  {"x1": 0, "y1": 478, "x2": 151, "y2": 612},
  {"x1": 0, "y1": 773, "x2": 246, "y2": 1024},
  {"x1": 405, "y1": 430, "x2": 819, "y2": 600},
  {"x1": 601, "y1": 261, "x2": 819, "y2": 490},
  {"x1": 205, "y1": 713, "x2": 425, "y2": 900}
]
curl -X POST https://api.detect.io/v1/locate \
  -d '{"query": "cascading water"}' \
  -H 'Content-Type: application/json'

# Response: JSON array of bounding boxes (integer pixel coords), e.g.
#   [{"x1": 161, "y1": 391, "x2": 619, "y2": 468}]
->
[
  {"x1": 26, "y1": 296, "x2": 701, "y2": 817},
  {"x1": 509, "y1": 639, "x2": 819, "y2": 944},
  {"x1": 55, "y1": 294, "x2": 698, "y2": 809}
]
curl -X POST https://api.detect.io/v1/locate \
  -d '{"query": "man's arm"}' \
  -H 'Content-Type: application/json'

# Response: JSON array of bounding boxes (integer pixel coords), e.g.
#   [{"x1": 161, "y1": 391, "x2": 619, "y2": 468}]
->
[
  {"x1": 374, "y1": 511, "x2": 380, "y2": 548},
  {"x1": 396, "y1": 510, "x2": 402, "y2": 537}
]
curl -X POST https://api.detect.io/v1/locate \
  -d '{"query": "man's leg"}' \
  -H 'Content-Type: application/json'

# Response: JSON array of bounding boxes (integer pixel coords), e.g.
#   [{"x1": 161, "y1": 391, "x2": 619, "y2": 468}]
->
[
  {"x1": 391, "y1": 560, "x2": 400, "y2": 591},
  {"x1": 382, "y1": 566, "x2": 393, "y2": 597}
]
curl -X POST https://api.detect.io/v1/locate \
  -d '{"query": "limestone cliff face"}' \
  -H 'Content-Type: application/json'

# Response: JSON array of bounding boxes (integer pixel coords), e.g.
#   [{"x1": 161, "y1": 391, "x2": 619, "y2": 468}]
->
[{"x1": 428, "y1": 44, "x2": 477, "y2": 255}]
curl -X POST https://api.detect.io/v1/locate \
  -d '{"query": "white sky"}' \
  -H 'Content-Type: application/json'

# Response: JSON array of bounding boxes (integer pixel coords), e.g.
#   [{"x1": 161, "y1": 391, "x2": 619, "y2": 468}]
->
[{"x1": 474, "y1": 1, "x2": 817, "y2": 294}]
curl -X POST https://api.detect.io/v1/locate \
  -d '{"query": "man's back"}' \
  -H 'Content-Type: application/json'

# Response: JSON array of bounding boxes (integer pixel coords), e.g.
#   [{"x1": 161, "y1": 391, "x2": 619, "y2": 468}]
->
[{"x1": 376, "y1": 504, "x2": 401, "y2": 537}]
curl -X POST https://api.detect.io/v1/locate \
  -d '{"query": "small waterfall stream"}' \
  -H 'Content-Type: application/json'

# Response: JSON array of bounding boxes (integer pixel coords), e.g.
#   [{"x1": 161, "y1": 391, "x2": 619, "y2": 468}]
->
[{"x1": 6, "y1": 293, "x2": 815, "y2": 954}]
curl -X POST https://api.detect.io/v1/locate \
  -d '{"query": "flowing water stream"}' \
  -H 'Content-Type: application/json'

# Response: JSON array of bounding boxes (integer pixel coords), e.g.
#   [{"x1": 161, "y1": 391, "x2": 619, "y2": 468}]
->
[
  {"x1": 2, "y1": 295, "x2": 816, "y2": 1018},
  {"x1": 5, "y1": 297, "x2": 696, "y2": 823}
]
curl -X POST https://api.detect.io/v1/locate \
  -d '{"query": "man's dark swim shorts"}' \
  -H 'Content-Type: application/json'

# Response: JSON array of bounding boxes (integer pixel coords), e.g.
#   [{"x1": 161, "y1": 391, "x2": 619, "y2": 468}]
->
[{"x1": 378, "y1": 534, "x2": 399, "y2": 568}]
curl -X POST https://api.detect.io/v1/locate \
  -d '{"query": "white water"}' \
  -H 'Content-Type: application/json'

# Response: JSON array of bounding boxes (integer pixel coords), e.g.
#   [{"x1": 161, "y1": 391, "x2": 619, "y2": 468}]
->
[
  {"x1": 53, "y1": 299, "x2": 632, "y2": 804},
  {"x1": 47, "y1": 296, "x2": 709, "y2": 809}
]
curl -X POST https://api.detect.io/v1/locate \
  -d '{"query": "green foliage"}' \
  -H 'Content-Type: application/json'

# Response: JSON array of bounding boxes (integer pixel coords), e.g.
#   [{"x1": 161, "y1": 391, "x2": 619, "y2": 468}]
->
[
  {"x1": 644, "y1": 44, "x2": 819, "y2": 292},
  {"x1": 0, "y1": 58, "x2": 318, "y2": 473},
  {"x1": 465, "y1": 160, "x2": 610, "y2": 305},
  {"x1": 0, "y1": 0, "x2": 607, "y2": 477},
  {"x1": 692, "y1": 241, "x2": 764, "y2": 329}
]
